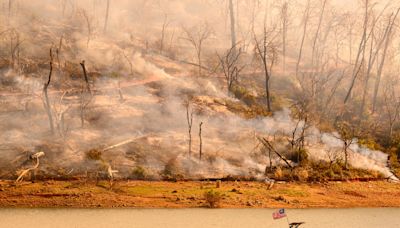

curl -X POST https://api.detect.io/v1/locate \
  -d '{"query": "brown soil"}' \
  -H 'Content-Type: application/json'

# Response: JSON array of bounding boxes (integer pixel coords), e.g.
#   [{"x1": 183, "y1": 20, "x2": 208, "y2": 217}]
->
[{"x1": 0, "y1": 180, "x2": 399, "y2": 208}]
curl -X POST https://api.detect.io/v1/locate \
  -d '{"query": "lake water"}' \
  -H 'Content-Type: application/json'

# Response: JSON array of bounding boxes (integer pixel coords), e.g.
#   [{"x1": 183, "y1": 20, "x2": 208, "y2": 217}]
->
[{"x1": 0, "y1": 208, "x2": 399, "y2": 228}]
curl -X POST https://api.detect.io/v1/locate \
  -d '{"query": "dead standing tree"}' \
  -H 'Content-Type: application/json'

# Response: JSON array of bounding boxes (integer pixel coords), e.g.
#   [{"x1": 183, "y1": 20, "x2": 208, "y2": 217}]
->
[
  {"x1": 104, "y1": 0, "x2": 110, "y2": 33},
  {"x1": 186, "y1": 100, "x2": 194, "y2": 158},
  {"x1": 382, "y1": 79, "x2": 400, "y2": 144},
  {"x1": 343, "y1": 0, "x2": 370, "y2": 105},
  {"x1": 372, "y1": 7, "x2": 400, "y2": 113},
  {"x1": 79, "y1": 60, "x2": 93, "y2": 127},
  {"x1": 79, "y1": 9, "x2": 93, "y2": 48},
  {"x1": 295, "y1": 0, "x2": 310, "y2": 82},
  {"x1": 7, "y1": 0, "x2": 13, "y2": 24},
  {"x1": 181, "y1": 23, "x2": 212, "y2": 77},
  {"x1": 217, "y1": 43, "x2": 245, "y2": 93},
  {"x1": 335, "y1": 122, "x2": 357, "y2": 169},
  {"x1": 56, "y1": 35, "x2": 64, "y2": 74},
  {"x1": 311, "y1": 0, "x2": 327, "y2": 68},
  {"x1": 54, "y1": 91, "x2": 71, "y2": 139},
  {"x1": 254, "y1": 24, "x2": 279, "y2": 112},
  {"x1": 228, "y1": 0, "x2": 237, "y2": 54},
  {"x1": 289, "y1": 102, "x2": 310, "y2": 164},
  {"x1": 159, "y1": 14, "x2": 170, "y2": 54},
  {"x1": 358, "y1": 9, "x2": 388, "y2": 118},
  {"x1": 349, "y1": 3, "x2": 394, "y2": 118},
  {"x1": 199, "y1": 122, "x2": 203, "y2": 161},
  {"x1": 342, "y1": 137, "x2": 354, "y2": 170},
  {"x1": 280, "y1": 1, "x2": 289, "y2": 74},
  {"x1": 325, "y1": 148, "x2": 342, "y2": 169},
  {"x1": 43, "y1": 48, "x2": 55, "y2": 134},
  {"x1": 8, "y1": 29, "x2": 23, "y2": 71},
  {"x1": 80, "y1": 60, "x2": 91, "y2": 93}
]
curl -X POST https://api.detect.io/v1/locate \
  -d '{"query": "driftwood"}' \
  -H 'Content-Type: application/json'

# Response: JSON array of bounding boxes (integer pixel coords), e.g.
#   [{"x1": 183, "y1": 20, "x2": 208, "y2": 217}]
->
[
  {"x1": 16, "y1": 152, "x2": 45, "y2": 183},
  {"x1": 258, "y1": 137, "x2": 293, "y2": 169}
]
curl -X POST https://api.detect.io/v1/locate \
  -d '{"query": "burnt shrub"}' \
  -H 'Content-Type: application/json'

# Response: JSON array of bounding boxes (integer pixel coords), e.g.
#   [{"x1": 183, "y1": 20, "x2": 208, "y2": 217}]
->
[
  {"x1": 85, "y1": 149, "x2": 102, "y2": 161},
  {"x1": 131, "y1": 166, "x2": 147, "y2": 180},
  {"x1": 293, "y1": 167, "x2": 309, "y2": 182},
  {"x1": 286, "y1": 148, "x2": 309, "y2": 165},
  {"x1": 204, "y1": 189, "x2": 222, "y2": 208},
  {"x1": 161, "y1": 158, "x2": 184, "y2": 181}
]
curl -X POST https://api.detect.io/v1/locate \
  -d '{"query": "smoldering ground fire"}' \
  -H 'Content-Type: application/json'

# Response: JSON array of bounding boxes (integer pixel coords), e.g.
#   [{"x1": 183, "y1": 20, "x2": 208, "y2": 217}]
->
[
  {"x1": 0, "y1": 59, "x2": 396, "y2": 181},
  {"x1": 0, "y1": 0, "x2": 400, "y2": 183}
]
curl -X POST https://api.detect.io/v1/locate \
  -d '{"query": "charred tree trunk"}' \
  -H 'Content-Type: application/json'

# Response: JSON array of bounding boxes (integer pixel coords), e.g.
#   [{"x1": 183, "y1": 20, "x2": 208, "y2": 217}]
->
[
  {"x1": 181, "y1": 24, "x2": 211, "y2": 78},
  {"x1": 344, "y1": 141, "x2": 349, "y2": 170},
  {"x1": 199, "y1": 122, "x2": 203, "y2": 161},
  {"x1": 186, "y1": 102, "x2": 194, "y2": 157},
  {"x1": 360, "y1": 22, "x2": 381, "y2": 118},
  {"x1": 264, "y1": 63, "x2": 271, "y2": 112},
  {"x1": 311, "y1": 0, "x2": 327, "y2": 67},
  {"x1": 295, "y1": 0, "x2": 310, "y2": 81},
  {"x1": 229, "y1": 0, "x2": 237, "y2": 54},
  {"x1": 79, "y1": 60, "x2": 93, "y2": 127},
  {"x1": 281, "y1": 1, "x2": 288, "y2": 74},
  {"x1": 268, "y1": 147, "x2": 273, "y2": 172},
  {"x1": 372, "y1": 8, "x2": 400, "y2": 113},
  {"x1": 80, "y1": 60, "x2": 91, "y2": 93},
  {"x1": 344, "y1": 0, "x2": 369, "y2": 105},
  {"x1": 56, "y1": 35, "x2": 63, "y2": 73},
  {"x1": 254, "y1": 25, "x2": 272, "y2": 112},
  {"x1": 160, "y1": 14, "x2": 168, "y2": 54},
  {"x1": 359, "y1": 7, "x2": 395, "y2": 117},
  {"x1": 8, "y1": 0, "x2": 12, "y2": 24},
  {"x1": 259, "y1": 137, "x2": 292, "y2": 169},
  {"x1": 43, "y1": 49, "x2": 55, "y2": 134},
  {"x1": 197, "y1": 51, "x2": 202, "y2": 77}
]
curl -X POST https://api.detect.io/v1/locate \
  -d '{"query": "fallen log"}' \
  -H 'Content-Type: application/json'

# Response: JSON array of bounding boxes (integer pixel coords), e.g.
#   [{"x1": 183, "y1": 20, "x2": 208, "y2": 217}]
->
[
  {"x1": 258, "y1": 137, "x2": 293, "y2": 169},
  {"x1": 102, "y1": 136, "x2": 146, "y2": 152}
]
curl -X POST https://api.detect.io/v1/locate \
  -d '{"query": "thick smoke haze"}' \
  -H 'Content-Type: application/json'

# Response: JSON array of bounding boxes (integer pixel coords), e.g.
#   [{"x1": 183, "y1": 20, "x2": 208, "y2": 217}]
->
[{"x1": 0, "y1": 0, "x2": 399, "y2": 181}]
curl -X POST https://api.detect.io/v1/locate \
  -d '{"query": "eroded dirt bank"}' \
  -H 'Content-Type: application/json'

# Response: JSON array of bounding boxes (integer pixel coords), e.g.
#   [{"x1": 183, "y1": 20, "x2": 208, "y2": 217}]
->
[{"x1": 0, "y1": 180, "x2": 399, "y2": 208}]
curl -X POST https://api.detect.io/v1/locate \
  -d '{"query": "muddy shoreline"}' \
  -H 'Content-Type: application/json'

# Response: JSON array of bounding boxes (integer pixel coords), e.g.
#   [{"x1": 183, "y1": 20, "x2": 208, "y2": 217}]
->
[{"x1": 1, "y1": 180, "x2": 399, "y2": 208}]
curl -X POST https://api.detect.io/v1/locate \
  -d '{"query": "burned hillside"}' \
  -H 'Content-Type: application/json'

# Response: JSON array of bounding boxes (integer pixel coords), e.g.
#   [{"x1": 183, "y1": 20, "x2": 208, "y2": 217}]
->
[{"x1": 0, "y1": 0, "x2": 400, "y2": 183}]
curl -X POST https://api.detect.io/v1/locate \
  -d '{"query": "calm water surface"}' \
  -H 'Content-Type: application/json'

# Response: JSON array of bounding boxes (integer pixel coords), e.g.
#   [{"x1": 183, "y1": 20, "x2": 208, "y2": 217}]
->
[{"x1": 0, "y1": 208, "x2": 399, "y2": 228}]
